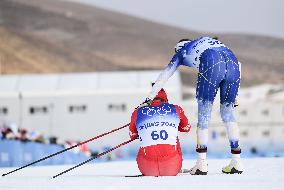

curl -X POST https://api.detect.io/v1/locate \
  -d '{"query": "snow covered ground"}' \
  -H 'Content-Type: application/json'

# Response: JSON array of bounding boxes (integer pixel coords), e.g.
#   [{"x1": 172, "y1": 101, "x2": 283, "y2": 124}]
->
[{"x1": 1, "y1": 158, "x2": 284, "y2": 190}]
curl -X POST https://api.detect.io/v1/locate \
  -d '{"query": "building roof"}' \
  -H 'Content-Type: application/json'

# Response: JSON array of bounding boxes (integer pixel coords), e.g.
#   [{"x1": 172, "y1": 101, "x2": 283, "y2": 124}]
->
[{"x1": 0, "y1": 71, "x2": 181, "y2": 96}]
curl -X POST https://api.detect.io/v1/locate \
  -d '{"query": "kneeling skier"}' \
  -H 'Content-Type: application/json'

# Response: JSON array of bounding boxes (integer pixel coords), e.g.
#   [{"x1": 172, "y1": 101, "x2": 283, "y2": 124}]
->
[{"x1": 129, "y1": 88, "x2": 191, "y2": 176}]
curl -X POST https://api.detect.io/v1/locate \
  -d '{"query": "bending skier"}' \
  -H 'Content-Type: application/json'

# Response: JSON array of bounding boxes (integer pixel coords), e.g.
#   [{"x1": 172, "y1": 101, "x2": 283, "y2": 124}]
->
[
  {"x1": 130, "y1": 88, "x2": 191, "y2": 176},
  {"x1": 141, "y1": 37, "x2": 244, "y2": 175}
]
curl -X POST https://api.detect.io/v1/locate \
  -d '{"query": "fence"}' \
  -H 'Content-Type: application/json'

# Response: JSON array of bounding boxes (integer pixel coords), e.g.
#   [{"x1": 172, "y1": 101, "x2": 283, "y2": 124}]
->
[{"x1": 0, "y1": 140, "x2": 89, "y2": 167}]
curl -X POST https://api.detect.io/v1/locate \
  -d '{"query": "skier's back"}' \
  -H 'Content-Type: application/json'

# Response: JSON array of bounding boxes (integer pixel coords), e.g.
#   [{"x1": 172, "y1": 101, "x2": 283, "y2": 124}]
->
[{"x1": 129, "y1": 88, "x2": 191, "y2": 176}]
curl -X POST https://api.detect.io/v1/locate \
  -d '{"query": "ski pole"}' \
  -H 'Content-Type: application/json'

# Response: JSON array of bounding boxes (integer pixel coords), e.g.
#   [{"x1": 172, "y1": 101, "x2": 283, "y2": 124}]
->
[
  {"x1": 52, "y1": 138, "x2": 136, "y2": 179},
  {"x1": 2, "y1": 123, "x2": 130, "y2": 177}
]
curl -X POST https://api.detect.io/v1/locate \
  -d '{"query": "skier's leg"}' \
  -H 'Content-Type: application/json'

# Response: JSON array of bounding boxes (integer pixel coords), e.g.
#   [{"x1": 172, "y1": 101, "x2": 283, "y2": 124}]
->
[
  {"x1": 220, "y1": 105, "x2": 244, "y2": 174},
  {"x1": 196, "y1": 100, "x2": 213, "y2": 153},
  {"x1": 220, "y1": 102, "x2": 240, "y2": 152},
  {"x1": 189, "y1": 100, "x2": 213, "y2": 175},
  {"x1": 190, "y1": 49, "x2": 226, "y2": 175},
  {"x1": 195, "y1": 49, "x2": 225, "y2": 153},
  {"x1": 220, "y1": 52, "x2": 243, "y2": 174},
  {"x1": 158, "y1": 151, "x2": 182, "y2": 176},
  {"x1": 136, "y1": 149, "x2": 159, "y2": 176}
]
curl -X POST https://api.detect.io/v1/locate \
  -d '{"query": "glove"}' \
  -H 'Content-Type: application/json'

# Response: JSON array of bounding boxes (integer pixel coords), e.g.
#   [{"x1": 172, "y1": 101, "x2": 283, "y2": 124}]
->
[
  {"x1": 137, "y1": 98, "x2": 152, "y2": 108},
  {"x1": 234, "y1": 98, "x2": 239, "y2": 107}
]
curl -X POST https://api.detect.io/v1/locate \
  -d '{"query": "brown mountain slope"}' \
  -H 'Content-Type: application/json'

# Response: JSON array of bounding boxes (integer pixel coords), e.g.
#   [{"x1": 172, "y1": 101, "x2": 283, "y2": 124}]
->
[{"x1": 0, "y1": 0, "x2": 283, "y2": 86}]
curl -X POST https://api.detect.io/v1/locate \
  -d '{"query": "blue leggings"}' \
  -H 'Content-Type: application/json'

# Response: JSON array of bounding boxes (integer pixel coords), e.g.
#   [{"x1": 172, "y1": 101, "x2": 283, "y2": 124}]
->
[
  {"x1": 196, "y1": 47, "x2": 240, "y2": 129},
  {"x1": 197, "y1": 101, "x2": 236, "y2": 129},
  {"x1": 196, "y1": 48, "x2": 241, "y2": 151},
  {"x1": 196, "y1": 48, "x2": 240, "y2": 105}
]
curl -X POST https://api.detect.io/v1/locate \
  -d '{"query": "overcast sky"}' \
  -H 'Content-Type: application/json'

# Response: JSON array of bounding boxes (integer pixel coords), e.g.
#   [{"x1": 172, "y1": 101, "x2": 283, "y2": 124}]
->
[{"x1": 67, "y1": 0, "x2": 284, "y2": 39}]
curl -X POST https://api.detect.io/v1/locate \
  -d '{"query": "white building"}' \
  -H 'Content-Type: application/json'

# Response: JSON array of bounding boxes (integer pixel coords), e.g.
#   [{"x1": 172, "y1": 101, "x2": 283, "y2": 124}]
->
[
  {"x1": 0, "y1": 71, "x2": 182, "y2": 149},
  {"x1": 0, "y1": 71, "x2": 283, "y2": 155}
]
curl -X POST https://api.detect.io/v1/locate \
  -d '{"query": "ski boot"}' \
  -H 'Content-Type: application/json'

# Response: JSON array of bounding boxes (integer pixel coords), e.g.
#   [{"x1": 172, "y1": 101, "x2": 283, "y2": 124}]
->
[
  {"x1": 189, "y1": 159, "x2": 208, "y2": 175},
  {"x1": 222, "y1": 158, "x2": 244, "y2": 174}
]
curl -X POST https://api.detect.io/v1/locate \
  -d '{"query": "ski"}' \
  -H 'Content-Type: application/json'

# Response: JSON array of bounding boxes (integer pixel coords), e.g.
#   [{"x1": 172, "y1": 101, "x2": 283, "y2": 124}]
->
[
  {"x1": 125, "y1": 174, "x2": 144, "y2": 177},
  {"x1": 179, "y1": 168, "x2": 191, "y2": 174}
]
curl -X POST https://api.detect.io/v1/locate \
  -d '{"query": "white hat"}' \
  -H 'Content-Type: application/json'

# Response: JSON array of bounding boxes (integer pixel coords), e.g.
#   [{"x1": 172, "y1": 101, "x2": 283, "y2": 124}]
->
[{"x1": 174, "y1": 39, "x2": 191, "y2": 53}]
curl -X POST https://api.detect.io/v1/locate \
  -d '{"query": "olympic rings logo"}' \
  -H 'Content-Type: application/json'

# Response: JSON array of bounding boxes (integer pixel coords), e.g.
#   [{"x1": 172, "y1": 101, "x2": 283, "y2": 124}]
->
[{"x1": 141, "y1": 105, "x2": 172, "y2": 116}]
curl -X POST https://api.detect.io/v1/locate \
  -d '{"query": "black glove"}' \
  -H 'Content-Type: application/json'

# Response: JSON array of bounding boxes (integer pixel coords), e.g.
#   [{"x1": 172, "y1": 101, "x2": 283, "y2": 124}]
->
[
  {"x1": 137, "y1": 98, "x2": 152, "y2": 108},
  {"x1": 234, "y1": 98, "x2": 239, "y2": 107}
]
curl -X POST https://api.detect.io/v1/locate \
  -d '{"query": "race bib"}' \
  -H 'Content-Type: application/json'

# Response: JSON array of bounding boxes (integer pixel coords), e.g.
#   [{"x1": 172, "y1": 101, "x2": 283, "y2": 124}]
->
[{"x1": 136, "y1": 104, "x2": 180, "y2": 147}]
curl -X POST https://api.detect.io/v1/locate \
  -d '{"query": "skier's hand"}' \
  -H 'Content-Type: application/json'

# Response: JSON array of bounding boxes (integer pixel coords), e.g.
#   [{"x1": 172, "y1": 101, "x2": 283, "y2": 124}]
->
[
  {"x1": 234, "y1": 98, "x2": 239, "y2": 107},
  {"x1": 137, "y1": 98, "x2": 152, "y2": 109}
]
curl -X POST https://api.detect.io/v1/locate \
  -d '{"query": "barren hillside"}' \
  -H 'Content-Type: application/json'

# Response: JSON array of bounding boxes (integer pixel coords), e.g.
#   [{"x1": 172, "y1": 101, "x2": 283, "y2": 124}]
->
[{"x1": 0, "y1": 0, "x2": 283, "y2": 86}]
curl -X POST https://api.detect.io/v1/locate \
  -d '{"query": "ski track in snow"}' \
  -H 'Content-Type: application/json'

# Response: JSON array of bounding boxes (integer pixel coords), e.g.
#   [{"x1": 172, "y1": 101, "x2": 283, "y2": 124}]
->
[{"x1": 0, "y1": 158, "x2": 284, "y2": 190}]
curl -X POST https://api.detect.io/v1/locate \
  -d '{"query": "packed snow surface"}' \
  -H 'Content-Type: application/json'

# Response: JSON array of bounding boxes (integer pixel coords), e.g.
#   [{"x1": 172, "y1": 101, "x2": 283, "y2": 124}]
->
[{"x1": 1, "y1": 158, "x2": 284, "y2": 190}]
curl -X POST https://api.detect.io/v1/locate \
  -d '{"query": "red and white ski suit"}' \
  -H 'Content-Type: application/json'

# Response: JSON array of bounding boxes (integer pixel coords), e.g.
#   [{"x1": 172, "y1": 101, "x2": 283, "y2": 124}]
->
[{"x1": 129, "y1": 93, "x2": 190, "y2": 176}]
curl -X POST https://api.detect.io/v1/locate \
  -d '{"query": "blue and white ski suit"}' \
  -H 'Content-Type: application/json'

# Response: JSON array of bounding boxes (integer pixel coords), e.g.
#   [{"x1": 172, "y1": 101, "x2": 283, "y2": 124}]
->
[{"x1": 148, "y1": 37, "x2": 241, "y2": 152}]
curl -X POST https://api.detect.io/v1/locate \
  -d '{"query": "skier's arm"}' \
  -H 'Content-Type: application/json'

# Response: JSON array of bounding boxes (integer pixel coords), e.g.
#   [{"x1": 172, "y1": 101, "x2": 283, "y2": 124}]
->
[
  {"x1": 175, "y1": 105, "x2": 191, "y2": 133},
  {"x1": 129, "y1": 110, "x2": 139, "y2": 140},
  {"x1": 147, "y1": 55, "x2": 181, "y2": 100}
]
